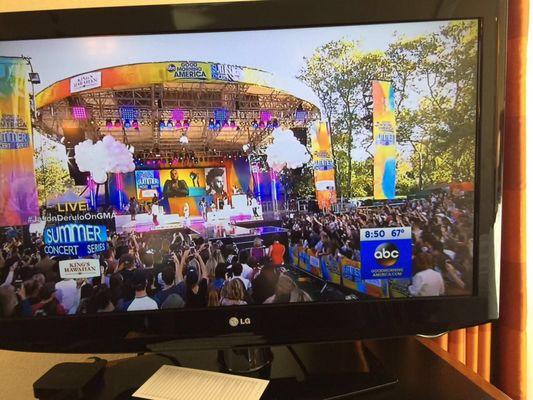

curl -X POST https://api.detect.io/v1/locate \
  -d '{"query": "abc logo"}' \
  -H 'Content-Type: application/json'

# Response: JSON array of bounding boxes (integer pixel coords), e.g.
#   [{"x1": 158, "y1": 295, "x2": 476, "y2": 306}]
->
[
  {"x1": 167, "y1": 64, "x2": 176, "y2": 72},
  {"x1": 374, "y1": 243, "x2": 400, "y2": 267}
]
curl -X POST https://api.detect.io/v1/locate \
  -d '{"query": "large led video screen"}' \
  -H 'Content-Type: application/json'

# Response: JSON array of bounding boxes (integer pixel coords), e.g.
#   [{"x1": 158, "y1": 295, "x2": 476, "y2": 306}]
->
[{"x1": 0, "y1": 19, "x2": 478, "y2": 318}]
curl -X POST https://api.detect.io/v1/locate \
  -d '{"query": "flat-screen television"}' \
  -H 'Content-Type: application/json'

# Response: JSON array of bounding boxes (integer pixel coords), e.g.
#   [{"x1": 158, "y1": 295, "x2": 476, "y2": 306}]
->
[{"x1": 0, "y1": 0, "x2": 506, "y2": 353}]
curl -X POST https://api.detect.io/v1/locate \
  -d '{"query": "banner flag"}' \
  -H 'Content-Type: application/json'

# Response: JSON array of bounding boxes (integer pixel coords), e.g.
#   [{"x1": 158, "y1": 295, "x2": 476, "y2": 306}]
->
[
  {"x1": 309, "y1": 121, "x2": 337, "y2": 210},
  {"x1": 0, "y1": 57, "x2": 39, "y2": 226},
  {"x1": 372, "y1": 80, "x2": 397, "y2": 200}
]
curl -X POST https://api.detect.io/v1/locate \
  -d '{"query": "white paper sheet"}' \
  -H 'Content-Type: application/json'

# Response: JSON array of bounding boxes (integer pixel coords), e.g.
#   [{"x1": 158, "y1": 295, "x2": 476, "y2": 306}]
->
[{"x1": 133, "y1": 364, "x2": 269, "y2": 400}]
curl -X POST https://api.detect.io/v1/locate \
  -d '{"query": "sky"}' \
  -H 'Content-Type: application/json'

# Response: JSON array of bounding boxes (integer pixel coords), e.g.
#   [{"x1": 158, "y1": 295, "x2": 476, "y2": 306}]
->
[
  {"x1": 0, "y1": 19, "x2": 464, "y2": 161},
  {"x1": 0, "y1": 20, "x2": 451, "y2": 95}
]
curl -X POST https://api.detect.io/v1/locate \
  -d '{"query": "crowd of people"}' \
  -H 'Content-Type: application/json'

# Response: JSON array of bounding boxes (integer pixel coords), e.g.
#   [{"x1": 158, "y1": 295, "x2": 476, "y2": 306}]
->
[
  {"x1": 282, "y1": 191, "x2": 474, "y2": 297},
  {"x1": 0, "y1": 225, "x2": 310, "y2": 318},
  {"x1": 0, "y1": 190, "x2": 474, "y2": 318}
]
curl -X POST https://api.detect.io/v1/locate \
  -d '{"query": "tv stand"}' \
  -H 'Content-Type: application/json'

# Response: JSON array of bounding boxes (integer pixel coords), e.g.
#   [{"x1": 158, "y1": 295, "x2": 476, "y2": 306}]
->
[
  {"x1": 215, "y1": 343, "x2": 397, "y2": 399},
  {"x1": 31, "y1": 337, "x2": 509, "y2": 400}
]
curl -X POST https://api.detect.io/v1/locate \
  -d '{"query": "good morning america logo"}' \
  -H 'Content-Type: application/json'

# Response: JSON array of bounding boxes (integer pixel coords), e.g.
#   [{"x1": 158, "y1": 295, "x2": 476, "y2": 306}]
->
[
  {"x1": 44, "y1": 223, "x2": 107, "y2": 245},
  {"x1": 167, "y1": 62, "x2": 208, "y2": 80}
]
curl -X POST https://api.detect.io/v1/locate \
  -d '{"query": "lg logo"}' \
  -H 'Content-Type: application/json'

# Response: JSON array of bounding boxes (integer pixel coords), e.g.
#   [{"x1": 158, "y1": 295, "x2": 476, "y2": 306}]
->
[
  {"x1": 229, "y1": 317, "x2": 251, "y2": 327},
  {"x1": 374, "y1": 243, "x2": 400, "y2": 267}
]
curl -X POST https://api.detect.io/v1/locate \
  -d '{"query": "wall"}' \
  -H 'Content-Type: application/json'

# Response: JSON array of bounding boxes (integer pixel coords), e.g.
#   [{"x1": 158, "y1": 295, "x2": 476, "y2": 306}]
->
[{"x1": 0, "y1": 0, "x2": 251, "y2": 13}]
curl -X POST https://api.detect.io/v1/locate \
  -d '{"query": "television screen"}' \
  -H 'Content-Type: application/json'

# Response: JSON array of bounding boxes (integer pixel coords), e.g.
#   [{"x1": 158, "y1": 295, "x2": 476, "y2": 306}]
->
[{"x1": 0, "y1": 18, "x2": 478, "y2": 319}]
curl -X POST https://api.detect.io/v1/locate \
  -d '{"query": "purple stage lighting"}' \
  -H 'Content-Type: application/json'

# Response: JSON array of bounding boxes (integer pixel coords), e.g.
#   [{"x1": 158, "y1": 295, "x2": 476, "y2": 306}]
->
[
  {"x1": 260, "y1": 110, "x2": 271, "y2": 123},
  {"x1": 71, "y1": 106, "x2": 87, "y2": 120},
  {"x1": 172, "y1": 108, "x2": 185, "y2": 121}
]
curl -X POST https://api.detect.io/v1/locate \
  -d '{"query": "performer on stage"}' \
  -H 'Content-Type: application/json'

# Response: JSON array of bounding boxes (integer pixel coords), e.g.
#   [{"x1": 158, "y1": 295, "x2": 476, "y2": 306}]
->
[
  {"x1": 183, "y1": 202, "x2": 190, "y2": 220},
  {"x1": 251, "y1": 196, "x2": 260, "y2": 218},
  {"x1": 199, "y1": 197, "x2": 207, "y2": 221},
  {"x1": 129, "y1": 197, "x2": 138, "y2": 221},
  {"x1": 151, "y1": 200, "x2": 160, "y2": 226},
  {"x1": 163, "y1": 169, "x2": 189, "y2": 198}
]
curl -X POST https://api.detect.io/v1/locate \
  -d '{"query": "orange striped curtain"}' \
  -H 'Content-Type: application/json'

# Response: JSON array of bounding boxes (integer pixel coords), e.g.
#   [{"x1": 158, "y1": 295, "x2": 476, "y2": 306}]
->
[
  {"x1": 433, "y1": 324, "x2": 492, "y2": 380},
  {"x1": 433, "y1": 0, "x2": 528, "y2": 398}
]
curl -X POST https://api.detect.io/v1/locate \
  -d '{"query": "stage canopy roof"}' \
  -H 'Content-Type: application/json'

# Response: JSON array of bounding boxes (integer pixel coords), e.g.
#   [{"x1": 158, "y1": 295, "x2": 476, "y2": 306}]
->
[{"x1": 35, "y1": 61, "x2": 321, "y2": 156}]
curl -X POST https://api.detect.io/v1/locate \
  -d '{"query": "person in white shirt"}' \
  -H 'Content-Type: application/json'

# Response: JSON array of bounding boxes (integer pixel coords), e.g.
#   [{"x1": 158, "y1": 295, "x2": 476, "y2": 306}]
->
[
  {"x1": 183, "y1": 202, "x2": 190, "y2": 219},
  {"x1": 231, "y1": 263, "x2": 251, "y2": 291},
  {"x1": 55, "y1": 279, "x2": 81, "y2": 314},
  {"x1": 127, "y1": 270, "x2": 159, "y2": 311},
  {"x1": 238, "y1": 252, "x2": 254, "y2": 281},
  {"x1": 408, "y1": 253, "x2": 445, "y2": 297}
]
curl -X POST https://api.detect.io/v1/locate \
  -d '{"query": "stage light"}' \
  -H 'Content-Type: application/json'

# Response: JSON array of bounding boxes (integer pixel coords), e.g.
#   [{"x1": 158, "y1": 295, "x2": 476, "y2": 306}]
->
[
  {"x1": 179, "y1": 133, "x2": 189, "y2": 144},
  {"x1": 123, "y1": 119, "x2": 131, "y2": 129},
  {"x1": 167, "y1": 119, "x2": 174, "y2": 128},
  {"x1": 222, "y1": 120, "x2": 229, "y2": 128},
  {"x1": 230, "y1": 120, "x2": 236, "y2": 129},
  {"x1": 172, "y1": 108, "x2": 185, "y2": 121},
  {"x1": 159, "y1": 120, "x2": 165, "y2": 130},
  {"x1": 119, "y1": 107, "x2": 137, "y2": 121},
  {"x1": 114, "y1": 119, "x2": 122, "y2": 128},
  {"x1": 272, "y1": 118, "x2": 279, "y2": 128},
  {"x1": 132, "y1": 119, "x2": 139, "y2": 130},
  {"x1": 105, "y1": 119, "x2": 113, "y2": 129},
  {"x1": 175, "y1": 121, "x2": 182, "y2": 128},
  {"x1": 252, "y1": 120, "x2": 259, "y2": 129},
  {"x1": 71, "y1": 106, "x2": 87, "y2": 120},
  {"x1": 208, "y1": 118, "x2": 215, "y2": 130},
  {"x1": 260, "y1": 110, "x2": 271, "y2": 123},
  {"x1": 28, "y1": 72, "x2": 41, "y2": 84},
  {"x1": 214, "y1": 108, "x2": 229, "y2": 121},
  {"x1": 259, "y1": 121, "x2": 265, "y2": 129},
  {"x1": 183, "y1": 119, "x2": 190, "y2": 129},
  {"x1": 295, "y1": 110, "x2": 308, "y2": 122},
  {"x1": 215, "y1": 120, "x2": 221, "y2": 130}
]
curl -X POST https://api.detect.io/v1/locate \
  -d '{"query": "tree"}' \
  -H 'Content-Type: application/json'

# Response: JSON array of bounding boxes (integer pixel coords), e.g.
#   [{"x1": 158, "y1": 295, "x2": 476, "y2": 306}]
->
[
  {"x1": 34, "y1": 148, "x2": 74, "y2": 206},
  {"x1": 297, "y1": 20, "x2": 478, "y2": 197},
  {"x1": 278, "y1": 164, "x2": 315, "y2": 199}
]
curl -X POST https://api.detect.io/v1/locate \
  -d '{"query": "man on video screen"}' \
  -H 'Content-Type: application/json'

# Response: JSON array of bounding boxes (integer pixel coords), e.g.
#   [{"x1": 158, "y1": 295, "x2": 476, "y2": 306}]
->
[
  {"x1": 163, "y1": 169, "x2": 189, "y2": 198},
  {"x1": 205, "y1": 168, "x2": 227, "y2": 197}
]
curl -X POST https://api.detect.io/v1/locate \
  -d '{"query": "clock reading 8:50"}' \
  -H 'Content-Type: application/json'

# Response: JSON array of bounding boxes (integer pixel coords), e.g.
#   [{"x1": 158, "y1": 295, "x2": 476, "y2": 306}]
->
[{"x1": 364, "y1": 229, "x2": 385, "y2": 239}]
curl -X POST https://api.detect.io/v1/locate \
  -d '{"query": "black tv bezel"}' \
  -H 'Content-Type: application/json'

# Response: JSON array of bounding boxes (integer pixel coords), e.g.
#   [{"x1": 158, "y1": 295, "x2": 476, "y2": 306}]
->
[{"x1": 0, "y1": 0, "x2": 506, "y2": 353}]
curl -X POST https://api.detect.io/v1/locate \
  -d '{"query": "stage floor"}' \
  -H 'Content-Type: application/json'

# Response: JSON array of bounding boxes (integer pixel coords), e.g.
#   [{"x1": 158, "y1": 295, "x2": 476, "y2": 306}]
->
[{"x1": 115, "y1": 213, "x2": 286, "y2": 240}]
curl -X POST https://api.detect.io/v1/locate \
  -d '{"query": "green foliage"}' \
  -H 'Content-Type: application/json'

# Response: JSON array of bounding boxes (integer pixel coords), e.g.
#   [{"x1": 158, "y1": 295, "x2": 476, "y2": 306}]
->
[
  {"x1": 298, "y1": 20, "x2": 478, "y2": 197},
  {"x1": 34, "y1": 148, "x2": 74, "y2": 206},
  {"x1": 279, "y1": 165, "x2": 315, "y2": 199}
]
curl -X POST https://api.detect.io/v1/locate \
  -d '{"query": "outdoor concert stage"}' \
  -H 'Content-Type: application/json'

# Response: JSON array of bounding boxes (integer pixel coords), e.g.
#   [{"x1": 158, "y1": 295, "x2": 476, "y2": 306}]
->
[{"x1": 115, "y1": 212, "x2": 288, "y2": 248}]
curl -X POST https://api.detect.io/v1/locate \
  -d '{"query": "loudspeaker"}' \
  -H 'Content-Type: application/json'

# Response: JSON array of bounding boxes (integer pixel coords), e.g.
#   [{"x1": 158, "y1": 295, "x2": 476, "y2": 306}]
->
[
  {"x1": 62, "y1": 127, "x2": 88, "y2": 185},
  {"x1": 292, "y1": 127, "x2": 307, "y2": 146}
]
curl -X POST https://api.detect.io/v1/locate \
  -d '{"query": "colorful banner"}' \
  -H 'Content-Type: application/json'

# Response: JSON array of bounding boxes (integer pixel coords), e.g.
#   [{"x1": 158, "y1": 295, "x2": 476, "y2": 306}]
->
[
  {"x1": 43, "y1": 223, "x2": 108, "y2": 257},
  {"x1": 0, "y1": 57, "x2": 39, "y2": 226},
  {"x1": 309, "y1": 121, "x2": 336, "y2": 210},
  {"x1": 372, "y1": 80, "x2": 397, "y2": 200},
  {"x1": 360, "y1": 227, "x2": 412, "y2": 280},
  {"x1": 320, "y1": 254, "x2": 342, "y2": 285},
  {"x1": 36, "y1": 62, "x2": 284, "y2": 109}
]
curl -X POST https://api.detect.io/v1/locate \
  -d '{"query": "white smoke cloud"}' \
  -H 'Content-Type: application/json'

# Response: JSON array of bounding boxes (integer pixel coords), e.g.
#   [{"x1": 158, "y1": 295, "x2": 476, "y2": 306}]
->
[
  {"x1": 265, "y1": 127, "x2": 311, "y2": 172},
  {"x1": 74, "y1": 135, "x2": 135, "y2": 184}
]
